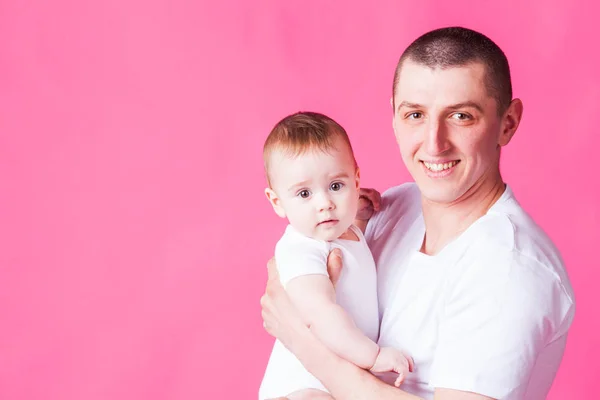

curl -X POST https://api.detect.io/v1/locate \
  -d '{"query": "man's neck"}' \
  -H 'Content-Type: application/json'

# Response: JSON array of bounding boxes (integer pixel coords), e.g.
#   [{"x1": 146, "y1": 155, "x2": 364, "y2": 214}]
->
[{"x1": 420, "y1": 174, "x2": 506, "y2": 255}]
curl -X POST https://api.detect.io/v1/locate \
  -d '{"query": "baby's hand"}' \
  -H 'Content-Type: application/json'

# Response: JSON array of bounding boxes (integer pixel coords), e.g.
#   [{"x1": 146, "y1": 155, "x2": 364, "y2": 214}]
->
[
  {"x1": 369, "y1": 347, "x2": 414, "y2": 387},
  {"x1": 356, "y1": 188, "x2": 381, "y2": 221}
]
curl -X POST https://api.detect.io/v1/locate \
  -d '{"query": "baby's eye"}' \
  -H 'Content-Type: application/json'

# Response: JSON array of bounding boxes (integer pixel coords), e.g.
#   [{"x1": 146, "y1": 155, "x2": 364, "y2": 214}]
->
[
  {"x1": 298, "y1": 190, "x2": 311, "y2": 198},
  {"x1": 330, "y1": 182, "x2": 344, "y2": 191}
]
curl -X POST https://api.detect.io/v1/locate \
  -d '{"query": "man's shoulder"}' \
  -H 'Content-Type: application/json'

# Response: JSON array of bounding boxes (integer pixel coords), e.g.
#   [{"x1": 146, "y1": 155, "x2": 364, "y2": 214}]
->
[
  {"x1": 366, "y1": 183, "x2": 421, "y2": 241},
  {"x1": 378, "y1": 182, "x2": 422, "y2": 219},
  {"x1": 455, "y1": 212, "x2": 575, "y2": 321},
  {"x1": 381, "y1": 182, "x2": 421, "y2": 204},
  {"x1": 461, "y1": 211, "x2": 561, "y2": 277},
  {"x1": 468, "y1": 192, "x2": 567, "y2": 276}
]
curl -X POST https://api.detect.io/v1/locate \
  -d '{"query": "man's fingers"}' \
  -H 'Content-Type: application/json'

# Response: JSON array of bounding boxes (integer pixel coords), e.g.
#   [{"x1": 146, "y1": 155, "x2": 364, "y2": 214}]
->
[
  {"x1": 260, "y1": 294, "x2": 267, "y2": 308},
  {"x1": 267, "y1": 257, "x2": 279, "y2": 282},
  {"x1": 327, "y1": 248, "x2": 343, "y2": 287},
  {"x1": 263, "y1": 258, "x2": 281, "y2": 316}
]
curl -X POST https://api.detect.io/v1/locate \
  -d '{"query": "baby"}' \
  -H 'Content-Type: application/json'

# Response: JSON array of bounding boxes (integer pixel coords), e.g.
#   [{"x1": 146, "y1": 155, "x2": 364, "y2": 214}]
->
[{"x1": 258, "y1": 112, "x2": 412, "y2": 400}]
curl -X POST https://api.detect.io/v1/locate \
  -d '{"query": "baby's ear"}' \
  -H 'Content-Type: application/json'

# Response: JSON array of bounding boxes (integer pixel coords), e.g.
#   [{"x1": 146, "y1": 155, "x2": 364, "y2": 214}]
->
[
  {"x1": 265, "y1": 188, "x2": 286, "y2": 218},
  {"x1": 355, "y1": 168, "x2": 361, "y2": 189}
]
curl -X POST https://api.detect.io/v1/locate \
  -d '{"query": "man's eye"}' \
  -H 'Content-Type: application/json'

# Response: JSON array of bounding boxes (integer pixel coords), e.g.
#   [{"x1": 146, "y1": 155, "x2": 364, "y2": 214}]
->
[
  {"x1": 298, "y1": 190, "x2": 310, "y2": 198},
  {"x1": 407, "y1": 112, "x2": 423, "y2": 120},
  {"x1": 452, "y1": 112, "x2": 470, "y2": 120},
  {"x1": 330, "y1": 182, "x2": 344, "y2": 191}
]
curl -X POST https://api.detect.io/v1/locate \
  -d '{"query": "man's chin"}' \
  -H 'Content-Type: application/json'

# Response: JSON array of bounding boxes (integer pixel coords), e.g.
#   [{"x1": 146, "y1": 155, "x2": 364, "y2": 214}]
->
[{"x1": 418, "y1": 184, "x2": 463, "y2": 205}]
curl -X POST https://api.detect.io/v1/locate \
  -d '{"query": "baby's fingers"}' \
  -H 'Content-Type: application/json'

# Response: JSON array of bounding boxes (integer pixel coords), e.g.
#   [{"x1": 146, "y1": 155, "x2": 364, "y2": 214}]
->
[
  {"x1": 407, "y1": 355, "x2": 415, "y2": 372},
  {"x1": 394, "y1": 372, "x2": 405, "y2": 387}
]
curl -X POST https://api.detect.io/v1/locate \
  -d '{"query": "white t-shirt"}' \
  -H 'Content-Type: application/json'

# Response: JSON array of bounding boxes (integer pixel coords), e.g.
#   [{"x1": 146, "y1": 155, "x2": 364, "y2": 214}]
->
[
  {"x1": 259, "y1": 224, "x2": 379, "y2": 399},
  {"x1": 366, "y1": 183, "x2": 575, "y2": 399}
]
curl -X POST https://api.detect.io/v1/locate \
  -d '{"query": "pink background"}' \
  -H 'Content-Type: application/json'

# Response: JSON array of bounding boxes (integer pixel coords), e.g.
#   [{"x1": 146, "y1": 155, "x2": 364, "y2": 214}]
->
[{"x1": 1, "y1": 1, "x2": 598, "y2": 399}]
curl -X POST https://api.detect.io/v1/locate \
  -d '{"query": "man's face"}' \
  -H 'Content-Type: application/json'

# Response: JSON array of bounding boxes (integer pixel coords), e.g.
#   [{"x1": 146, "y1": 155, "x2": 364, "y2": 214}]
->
[{"x1": 392, "y1": 60, "x2": 507, "y2": 205}]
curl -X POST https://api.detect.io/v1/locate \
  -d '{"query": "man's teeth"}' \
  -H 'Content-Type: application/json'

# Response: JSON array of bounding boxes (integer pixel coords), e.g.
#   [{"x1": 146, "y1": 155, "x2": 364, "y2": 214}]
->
[{"x1": 423, "y1": 161, "x2": 459, "y2": 171}]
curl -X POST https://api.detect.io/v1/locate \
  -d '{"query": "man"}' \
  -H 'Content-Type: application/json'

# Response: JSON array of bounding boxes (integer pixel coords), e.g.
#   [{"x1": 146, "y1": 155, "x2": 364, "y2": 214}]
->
[{"x1": 260, "y1": 27, "x2": 575, "y2": 400}]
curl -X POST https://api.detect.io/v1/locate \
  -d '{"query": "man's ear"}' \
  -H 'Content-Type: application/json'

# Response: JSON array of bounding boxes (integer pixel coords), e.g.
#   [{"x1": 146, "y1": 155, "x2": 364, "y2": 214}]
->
[
  {"x1": 265, "y1": 188, "x2": 286, "y2": 218},
  {"x1": 499, "y1": 98, "x2": 523, "y2": 147},
  {"x1": 391, "y1": 97, "x2": 401, "y2": 142}
]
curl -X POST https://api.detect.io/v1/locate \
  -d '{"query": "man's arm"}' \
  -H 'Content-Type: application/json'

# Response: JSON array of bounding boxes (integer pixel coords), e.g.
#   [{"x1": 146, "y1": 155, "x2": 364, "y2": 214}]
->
[
  {"x1": 291, "y1": 323, "x2": 422, "y2": 400},
  {"x1": 261, "y1": 256, "x2": 496, "y2": 400},
  {"x1": 295, "y1": 329, "x2": 492, "y2": 400},
  {"x1": 434, "y1": 389, "x2": 494, "y2": 400}
]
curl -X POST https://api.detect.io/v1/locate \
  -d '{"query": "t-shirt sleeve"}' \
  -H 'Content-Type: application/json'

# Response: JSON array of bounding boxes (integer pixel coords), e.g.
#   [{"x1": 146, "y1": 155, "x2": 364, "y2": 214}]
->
[
  {"x1": 429, "y1": 249, "x2": 574, "y2": 398},
  {"x1": 275, "y1": 232, "x2": 330, "y2": 288},
  {"x1": 365, "y1": 183, "x2": 420, "y2": 244}
]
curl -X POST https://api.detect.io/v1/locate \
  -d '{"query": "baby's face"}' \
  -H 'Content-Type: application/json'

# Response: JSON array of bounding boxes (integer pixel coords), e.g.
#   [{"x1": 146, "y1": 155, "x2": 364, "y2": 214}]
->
[{"x1": 266, "y1": 137, "x2": 360, "y2": 241}]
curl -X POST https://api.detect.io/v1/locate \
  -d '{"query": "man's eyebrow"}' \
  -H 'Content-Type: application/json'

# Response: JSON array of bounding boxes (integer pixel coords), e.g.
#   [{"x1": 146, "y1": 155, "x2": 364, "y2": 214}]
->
[
  {"x1": 445, "y1": 101, "x2": 484, "y2": 113},
  {"x1": 396, "y1": 101, "x2": 484, "y2": 114},
  {"x1": 396, "y1": 101, "x2": 424, "y2": 113}
]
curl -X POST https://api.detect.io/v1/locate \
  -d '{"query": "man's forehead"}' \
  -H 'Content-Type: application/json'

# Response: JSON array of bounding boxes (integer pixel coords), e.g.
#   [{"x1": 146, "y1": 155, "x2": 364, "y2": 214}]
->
[
  {"x1": 394, "y1": 60, "x2": 491, "y2": 105},
  {"x1": 399, "y1": 58, "x2": 487, "y2": 76},
  {"x1": 397, "y1": 60, "x2": 487, "y2": 89}
]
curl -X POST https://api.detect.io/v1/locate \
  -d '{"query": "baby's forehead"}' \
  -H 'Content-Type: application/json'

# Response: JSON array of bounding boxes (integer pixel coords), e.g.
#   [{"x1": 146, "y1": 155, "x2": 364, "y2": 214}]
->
[
  {"x1": 269, "y1": 139, "x2": 352, "y2": 161},
  {"x1": 268, "y1": 146, "x2": 352, "y2": 174},
  {"x1": 268, "y1": 146, "x2": 355, "y2": 185}
]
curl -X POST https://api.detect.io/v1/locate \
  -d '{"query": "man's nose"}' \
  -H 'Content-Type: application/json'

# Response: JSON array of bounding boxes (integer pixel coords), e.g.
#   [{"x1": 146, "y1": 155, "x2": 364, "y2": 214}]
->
[{"x1": 424, "y1": 119, "x2": 451, "y2": 155}]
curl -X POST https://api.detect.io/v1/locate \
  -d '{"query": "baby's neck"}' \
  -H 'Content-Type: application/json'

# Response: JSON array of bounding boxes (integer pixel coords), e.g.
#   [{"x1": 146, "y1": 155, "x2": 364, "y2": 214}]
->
[{"x1": 337, "y1": 226, "x2": 359, "y2": 241}]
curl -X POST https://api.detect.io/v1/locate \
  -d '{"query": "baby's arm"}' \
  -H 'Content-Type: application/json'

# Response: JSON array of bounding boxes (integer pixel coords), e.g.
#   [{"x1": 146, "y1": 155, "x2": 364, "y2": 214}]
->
[
  {"x1": 275, "y1": 232, "x2": 411, "y2": 386},
  {"x1": 286, "y1": 274, "x2": 379, "y2": 369},
  {"x1": 286, "y1": 275, "x2": 412, "y2": 386}
]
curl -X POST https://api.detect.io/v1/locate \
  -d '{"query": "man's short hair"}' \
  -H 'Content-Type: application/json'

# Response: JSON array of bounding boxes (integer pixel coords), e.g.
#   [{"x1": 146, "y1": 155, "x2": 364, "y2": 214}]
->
[{"x1": 393, "y1": 27, "x2": 513, "y2": 114}]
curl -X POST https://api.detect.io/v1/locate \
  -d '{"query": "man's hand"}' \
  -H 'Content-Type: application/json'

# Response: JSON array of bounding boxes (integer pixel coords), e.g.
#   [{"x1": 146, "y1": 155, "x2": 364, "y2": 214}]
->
[
  {"x1": 326, "y1": 248, "x2": 343, "y2": 288},
  {"x1": 260, "y1": 258, "x2": 308, "y2": 350},
  {"x1": 370, "y1": 347, "x2": 415, "y2": 387}
]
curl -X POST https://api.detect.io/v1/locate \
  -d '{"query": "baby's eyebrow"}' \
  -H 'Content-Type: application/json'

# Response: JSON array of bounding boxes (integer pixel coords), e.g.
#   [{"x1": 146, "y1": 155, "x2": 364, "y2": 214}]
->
[
  {"x1": 329, "y1": 172, "x2": 351, "y2": 180},
  {"x1": 287, "y1": 180, "x2": 311, "y2": 193},
  {"x1": 286, "y1": 172, "x2": 351, "y2": 193}
]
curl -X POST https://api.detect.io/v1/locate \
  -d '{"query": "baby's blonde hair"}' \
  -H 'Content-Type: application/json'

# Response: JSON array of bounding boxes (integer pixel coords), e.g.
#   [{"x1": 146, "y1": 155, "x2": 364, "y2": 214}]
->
[{"x1": 263, "y1": 112, "x2": 357, "y2": 186}]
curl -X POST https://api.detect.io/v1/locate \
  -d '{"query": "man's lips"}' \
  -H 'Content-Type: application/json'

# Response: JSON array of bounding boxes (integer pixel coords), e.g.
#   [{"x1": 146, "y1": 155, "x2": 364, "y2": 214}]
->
[{"x1": 421, "y1": 159, "x2": 460, "y2": 172}]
